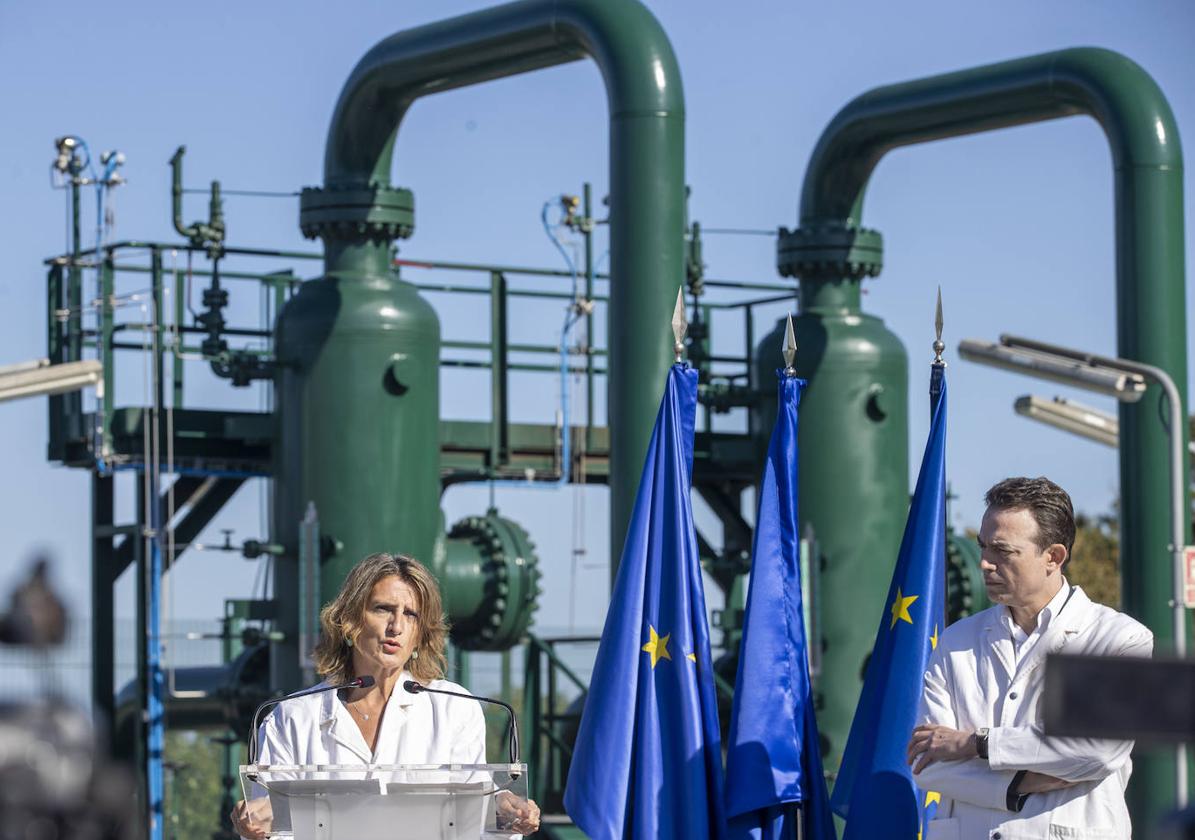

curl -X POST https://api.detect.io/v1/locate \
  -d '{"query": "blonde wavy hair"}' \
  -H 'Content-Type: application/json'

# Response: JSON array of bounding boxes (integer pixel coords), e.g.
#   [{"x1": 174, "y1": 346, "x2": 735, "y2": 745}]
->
[{"x1": 313, "y1": 553, "x2": 449, "y2": 685}]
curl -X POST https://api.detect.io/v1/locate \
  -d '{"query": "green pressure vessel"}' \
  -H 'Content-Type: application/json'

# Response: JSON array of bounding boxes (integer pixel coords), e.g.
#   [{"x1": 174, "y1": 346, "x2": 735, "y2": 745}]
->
[
  {"x1": 753, "y1": 274, "x2": 908, "y2": 773},
  {"x1": 272, "y1": 235, "x2": 442, "y2": 690}
]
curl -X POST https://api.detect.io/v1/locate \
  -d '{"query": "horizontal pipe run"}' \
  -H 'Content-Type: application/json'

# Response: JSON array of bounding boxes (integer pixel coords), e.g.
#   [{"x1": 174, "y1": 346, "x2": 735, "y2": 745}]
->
[
  {"x1": 701, "y1": 279, "x2": 793, "y2": 293},
  {"x1": 104, "y1": 342, "x2": 272, "y2": 358},
  {"x1": 0, "y1": 359, "x2": 102, "y2": 403},
  {"x1": 45, "y1": 242, "x2": 324, "y2": 264},
  {"x1": 91, "y1": 325, "x2": 272, "y2": 339},
  {"x1": 112, "y1": 263, "x2": 297, "y2": 285},
  {"x1": 442, "y1": 339, "x2": 607, "y2": 357},
  {"x1": 401, "y1": 258, "x2": 609, "y2": 281},
  {"x1": 0, "y1": 357, "x2": 49, "y2": 376},
  {"x1": 442, "y1": 358, "x2": 607, "y2": 375},
  {"x1": 416, "y1": 283, "x2": 607, "y2": 303}
]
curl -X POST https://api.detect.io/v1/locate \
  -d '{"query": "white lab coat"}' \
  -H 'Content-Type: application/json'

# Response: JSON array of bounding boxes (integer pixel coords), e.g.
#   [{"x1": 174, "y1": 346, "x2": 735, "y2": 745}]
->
[
  {"x1": 256, "y1": 672, "x2": 485, "y2": 768},
  {"x1": 252, "y1": 672, "x2": 518, "y2": 839},
  {"x1": 916, "y1": 586, "x2": 1152, "y2": 840}
]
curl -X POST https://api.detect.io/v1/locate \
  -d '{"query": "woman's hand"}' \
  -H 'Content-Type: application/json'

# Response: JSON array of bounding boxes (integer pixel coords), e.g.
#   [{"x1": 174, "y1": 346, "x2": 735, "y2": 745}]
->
[
  {"x1": 495, "y1": 792, "x2": 541, "y2": 836},
  {"x1": 230, "y1": 797, "x2": 273, "y2": 840}
]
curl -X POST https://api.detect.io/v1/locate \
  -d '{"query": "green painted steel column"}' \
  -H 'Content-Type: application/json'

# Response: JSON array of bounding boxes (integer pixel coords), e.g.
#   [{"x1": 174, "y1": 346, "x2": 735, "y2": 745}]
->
[
  {"x1": 315, "y1": 0, "x2": 685, "y2": 581},
  {"x1": 797, "y1": 47, "x2": 1189, "y2": 823}
]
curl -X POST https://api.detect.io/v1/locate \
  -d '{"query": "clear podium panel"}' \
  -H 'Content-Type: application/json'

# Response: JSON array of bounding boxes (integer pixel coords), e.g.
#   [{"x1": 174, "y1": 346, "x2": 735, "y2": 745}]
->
[{"x1": 239, "y1": 764, "x2": 529, "y2": 840}]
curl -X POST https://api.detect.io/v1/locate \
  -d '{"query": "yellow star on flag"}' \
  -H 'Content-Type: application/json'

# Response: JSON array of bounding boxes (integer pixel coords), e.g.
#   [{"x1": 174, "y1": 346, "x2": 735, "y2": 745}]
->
[
  {"x1": 930, "y1": 623, "x2": 940, "y2": 650},
  {"x1": 641, "y1": 625, "x2": 672, "y2": 668},
  {"x1": 917, "y1": 791, "x2": 942, "y2": 840},
  {"x1": 890, "y1": 587, "x2": 918, "y2": 629},
  {"x1": 686, "y1": 652, "x2": 697, "y2": 663}
]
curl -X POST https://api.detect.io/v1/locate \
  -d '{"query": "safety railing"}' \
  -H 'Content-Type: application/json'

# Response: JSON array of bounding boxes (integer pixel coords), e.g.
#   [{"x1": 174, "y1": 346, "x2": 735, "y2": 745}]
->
[{"x1": 44, "y1": 237, "x2": 794, "y2": 475}]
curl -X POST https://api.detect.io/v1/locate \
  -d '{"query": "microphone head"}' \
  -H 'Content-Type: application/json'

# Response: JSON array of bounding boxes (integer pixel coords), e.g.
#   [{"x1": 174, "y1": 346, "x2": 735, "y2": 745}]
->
[
  {"x1": 403, "y1": 680, "x2": 423, "y2": 694},
  {"x1": 355, "y1": 675, "x2": 376, "y2": 688}
]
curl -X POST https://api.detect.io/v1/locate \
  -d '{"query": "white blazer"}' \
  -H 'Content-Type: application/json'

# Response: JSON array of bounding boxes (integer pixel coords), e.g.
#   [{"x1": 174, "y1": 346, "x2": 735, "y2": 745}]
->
[
  {"x1": 256, "y1": 671, "x2": 486, "y2": 767},
  {"x1": 251, "y1": 673, "x2": 521, "y2": 839},
  {"x1": 916, "y1": 586, "x2": 1153, "y2": 840}
]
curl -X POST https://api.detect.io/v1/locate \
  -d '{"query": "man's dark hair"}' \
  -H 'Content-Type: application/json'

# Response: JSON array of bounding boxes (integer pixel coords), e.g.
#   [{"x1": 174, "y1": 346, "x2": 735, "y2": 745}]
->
[{"x1": 984, "y1": 476, "x2": 1076, "y2": 561}]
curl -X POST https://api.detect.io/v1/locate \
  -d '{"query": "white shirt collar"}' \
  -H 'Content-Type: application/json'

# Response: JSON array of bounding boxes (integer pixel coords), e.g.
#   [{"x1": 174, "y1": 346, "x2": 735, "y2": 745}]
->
[{"x1": 1003, "y1": 576, "x2": 1070, "y2": 641}]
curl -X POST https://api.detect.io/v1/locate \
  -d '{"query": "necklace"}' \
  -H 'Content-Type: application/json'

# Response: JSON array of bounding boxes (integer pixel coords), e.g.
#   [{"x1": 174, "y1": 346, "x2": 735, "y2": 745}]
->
[
  {"x1": 348, "y1": 701, "x2": 381, "y2": 721},
  {"x1": 342, "y1": 689, "x2": 379, "y2": 721}
]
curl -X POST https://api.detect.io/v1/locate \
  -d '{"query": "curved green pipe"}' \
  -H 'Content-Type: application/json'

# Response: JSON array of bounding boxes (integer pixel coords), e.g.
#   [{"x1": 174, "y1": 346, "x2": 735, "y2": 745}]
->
[
  {"x1": 800, "y1": 47, "x2": 1182, "y2": 224},
  {"x1": 798, "y1": 46, "x2": 1188, "y2": 818},
  {"x1": 319, "y1": 0, "x2": 685, "y2": 572}
]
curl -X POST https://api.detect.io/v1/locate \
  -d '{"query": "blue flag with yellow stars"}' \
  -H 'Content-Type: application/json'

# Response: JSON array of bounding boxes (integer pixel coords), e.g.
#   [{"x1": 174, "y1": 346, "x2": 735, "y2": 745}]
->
[
  {"x1": 830, "y1": 364, "x2": 947, "y2": 839},
  {"x1": 564, "y1": 363, "x2": 726, "y2": 840},
  {"x1": 725, "y1": 371, "x2": 836, "y2": 840}
]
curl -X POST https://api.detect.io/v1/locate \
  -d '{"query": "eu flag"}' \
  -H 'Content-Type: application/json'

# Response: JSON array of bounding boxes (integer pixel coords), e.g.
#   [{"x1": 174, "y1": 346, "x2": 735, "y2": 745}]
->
[
  {"x1": 725, "y1": 372, "x2": 836, "y2": 840},
  {"x1": 564, "y1": 364, "x2": 726, "y2": 840},
  {"x1": 830, "y1": 364, "x2": 948, "y2": 839}
]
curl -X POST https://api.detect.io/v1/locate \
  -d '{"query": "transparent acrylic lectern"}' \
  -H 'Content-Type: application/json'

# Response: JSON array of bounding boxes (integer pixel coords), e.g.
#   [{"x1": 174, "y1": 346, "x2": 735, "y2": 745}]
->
[{"x1": 240, "y1": 763, "x2": 529, "y2": 840}]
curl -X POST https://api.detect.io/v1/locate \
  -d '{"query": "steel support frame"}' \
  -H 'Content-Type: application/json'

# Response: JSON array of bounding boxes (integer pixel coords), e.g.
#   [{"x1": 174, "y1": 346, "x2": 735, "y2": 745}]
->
[{"x1": 91, "y1": 473, "x2": 117, "y2": 730}]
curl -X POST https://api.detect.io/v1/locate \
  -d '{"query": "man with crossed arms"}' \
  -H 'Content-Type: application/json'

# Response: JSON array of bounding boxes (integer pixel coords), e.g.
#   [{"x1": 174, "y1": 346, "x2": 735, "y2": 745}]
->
[{"x1": 907, "y1": 476, "x2": 1152, "y2": 839}]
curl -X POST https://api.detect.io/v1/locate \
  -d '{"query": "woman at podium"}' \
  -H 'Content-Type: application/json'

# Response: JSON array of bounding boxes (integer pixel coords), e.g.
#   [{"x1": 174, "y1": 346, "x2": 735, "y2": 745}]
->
[{"x1": 232, "y1": 552, "x2": 540, "y2": 837}]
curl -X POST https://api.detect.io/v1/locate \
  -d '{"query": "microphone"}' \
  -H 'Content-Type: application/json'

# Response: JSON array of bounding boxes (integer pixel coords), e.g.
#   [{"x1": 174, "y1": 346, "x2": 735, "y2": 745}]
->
[
  {"x1": 248, "y1": 675, "x2": 376, "y2": 764},
  {"x1": 403, "y1": 680, "x2": 520, "y2": 773}
]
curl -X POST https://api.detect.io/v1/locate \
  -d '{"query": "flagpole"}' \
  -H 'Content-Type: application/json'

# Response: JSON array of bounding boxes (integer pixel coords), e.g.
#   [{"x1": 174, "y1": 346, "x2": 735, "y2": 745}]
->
[
  {"x1": 932, "y1": 287, "x2": 947, "y2": 661},
  {"x1": 784, "y1": 312, "x2": 804, "y2": 839}
]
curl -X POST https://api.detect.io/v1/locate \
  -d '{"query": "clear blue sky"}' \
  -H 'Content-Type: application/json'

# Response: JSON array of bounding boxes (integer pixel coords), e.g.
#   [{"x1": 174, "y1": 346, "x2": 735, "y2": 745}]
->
[{"x1": 1, "y1": 0, "x2": 1192, "y2": 634}]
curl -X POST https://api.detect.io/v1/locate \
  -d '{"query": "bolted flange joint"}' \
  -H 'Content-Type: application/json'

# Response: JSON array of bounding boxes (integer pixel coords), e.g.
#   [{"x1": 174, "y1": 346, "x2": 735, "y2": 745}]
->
[
  {"x1": 443, "y1": 510, "x2": 541, "y2": 652},
  {"x1": 299, "y1": 184, "x2": 415, "y2": 242},
  {"x1": 776, "y1": 221, "x2": 883, "y2": 280}
]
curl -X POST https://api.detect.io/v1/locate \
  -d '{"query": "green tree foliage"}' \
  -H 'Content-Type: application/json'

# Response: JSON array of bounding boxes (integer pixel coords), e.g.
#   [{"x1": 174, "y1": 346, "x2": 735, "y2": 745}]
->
[
  {"x1": 1067, "y1": 512, "x2": 1120, "y2": 609},
  {"x1": 164, "y1": 731, "x2": 239, "y2": 840}
]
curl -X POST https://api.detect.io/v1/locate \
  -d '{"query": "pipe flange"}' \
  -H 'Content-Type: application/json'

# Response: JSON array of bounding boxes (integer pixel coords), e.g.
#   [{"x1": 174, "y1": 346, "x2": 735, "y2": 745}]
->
[
  {"x1": 945, "y1": 530, "x2": 988, "y2": 622},
  {"x1": 445, "y1": 510, "x2": 541, "y2": 651},
  {"x1": 299, "y1": 185, "x2": 415, "y2": 242},
  {"x1": 776, "y1": 223, "x2": 883, "y2": 280}
]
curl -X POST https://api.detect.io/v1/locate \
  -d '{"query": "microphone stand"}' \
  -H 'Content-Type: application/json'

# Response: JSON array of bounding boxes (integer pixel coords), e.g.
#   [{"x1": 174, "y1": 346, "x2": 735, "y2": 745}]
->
[{"x1": 403, "y1": 680, "x2": 521, "y2": 776}]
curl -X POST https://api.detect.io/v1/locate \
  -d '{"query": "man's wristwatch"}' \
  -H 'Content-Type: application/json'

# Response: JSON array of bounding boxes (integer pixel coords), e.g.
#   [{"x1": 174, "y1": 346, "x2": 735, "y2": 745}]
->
[{"x1": 975, "y1": 727, "x2": 990, "y2": 761}]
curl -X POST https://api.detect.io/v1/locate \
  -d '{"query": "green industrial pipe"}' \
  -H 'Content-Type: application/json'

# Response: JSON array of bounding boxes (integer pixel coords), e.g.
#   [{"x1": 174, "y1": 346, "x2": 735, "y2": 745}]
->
[
  {"x1": 311, "y1": 0, "x2": 685, "y2": 580},
  {"x1": 796, "y1": 47, "x2": 1188, "y2": 823},
  {"x1": 169, "y1": 146, "x2": 225, "y2": 250}
]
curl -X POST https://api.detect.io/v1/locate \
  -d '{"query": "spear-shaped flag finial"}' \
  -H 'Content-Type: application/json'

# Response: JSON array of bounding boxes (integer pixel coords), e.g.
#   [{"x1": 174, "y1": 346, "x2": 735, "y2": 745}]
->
[
  {"x1": 783, "y1": 313, "x2": 798, "y2": 376},
  {"x1": 933, "y1": 286, "x2": 946, "y2": 366},
  {"x1": 672, "y1": 287, "x2": 688, "y2": 363}
]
